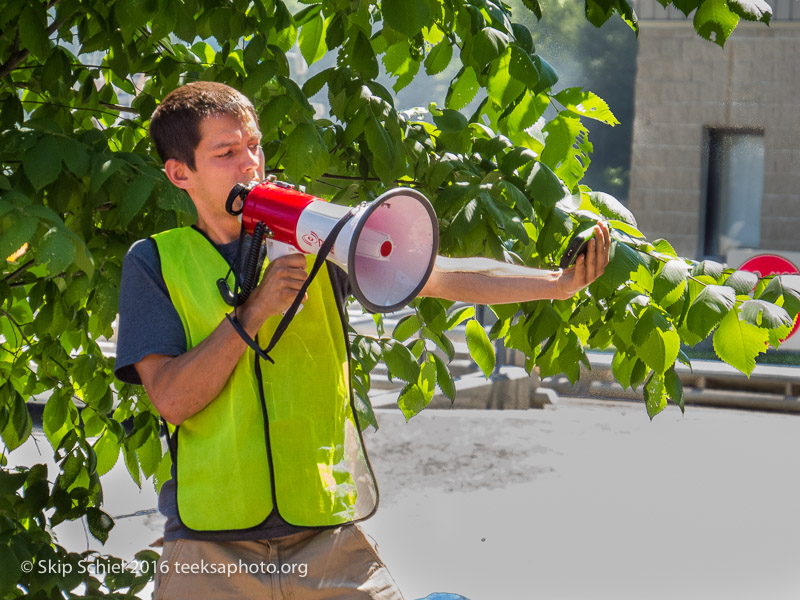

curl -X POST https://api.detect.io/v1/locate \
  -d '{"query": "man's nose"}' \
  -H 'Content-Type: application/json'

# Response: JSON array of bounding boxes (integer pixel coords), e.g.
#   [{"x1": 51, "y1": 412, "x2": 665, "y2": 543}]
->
[{"x1": 241, "y1": 147, "x2": 261, "y2": 172}]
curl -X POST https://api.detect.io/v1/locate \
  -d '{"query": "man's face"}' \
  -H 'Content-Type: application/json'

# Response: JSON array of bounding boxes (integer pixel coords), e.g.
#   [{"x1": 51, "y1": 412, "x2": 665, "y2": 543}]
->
[{"x1": 181, "y1": 112, "x2": 265, "y2": 219}]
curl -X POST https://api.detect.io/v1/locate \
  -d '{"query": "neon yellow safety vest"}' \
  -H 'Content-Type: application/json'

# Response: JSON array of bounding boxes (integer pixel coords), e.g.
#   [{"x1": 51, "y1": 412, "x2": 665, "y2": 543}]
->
[{"x1": 152, "y1": 226, "x2": 378, "y2": 532}]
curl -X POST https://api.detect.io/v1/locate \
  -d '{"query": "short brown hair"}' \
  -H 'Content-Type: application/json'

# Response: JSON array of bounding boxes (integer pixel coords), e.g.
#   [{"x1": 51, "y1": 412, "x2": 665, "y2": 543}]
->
[{"x1": 149, "y1": 82, "x2": 258, "y2": 170}]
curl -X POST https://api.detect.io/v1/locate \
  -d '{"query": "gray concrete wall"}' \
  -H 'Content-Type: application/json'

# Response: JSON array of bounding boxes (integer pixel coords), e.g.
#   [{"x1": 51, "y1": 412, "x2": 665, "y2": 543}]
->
[{"x1": 627, "y1": 22, "x2": 800, "y2": 259}]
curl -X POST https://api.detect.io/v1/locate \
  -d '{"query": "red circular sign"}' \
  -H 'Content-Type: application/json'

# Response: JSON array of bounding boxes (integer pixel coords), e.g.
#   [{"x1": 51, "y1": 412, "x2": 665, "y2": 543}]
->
[{"x1": 739, "y1": 254, "x2": 800, "y2": 340}]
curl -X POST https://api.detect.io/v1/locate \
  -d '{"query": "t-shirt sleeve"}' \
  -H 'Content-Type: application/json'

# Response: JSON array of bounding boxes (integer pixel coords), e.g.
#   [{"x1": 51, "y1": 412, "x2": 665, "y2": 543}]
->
[{"x1": 114, "y1": 239, "x2": 187, "y2": 385}]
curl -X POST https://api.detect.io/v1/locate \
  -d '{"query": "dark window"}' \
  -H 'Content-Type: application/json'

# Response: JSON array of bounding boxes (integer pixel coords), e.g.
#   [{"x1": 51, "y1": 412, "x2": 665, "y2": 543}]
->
[{"x1": 702, "y1": 129, "x2": 764, "y2": 259}]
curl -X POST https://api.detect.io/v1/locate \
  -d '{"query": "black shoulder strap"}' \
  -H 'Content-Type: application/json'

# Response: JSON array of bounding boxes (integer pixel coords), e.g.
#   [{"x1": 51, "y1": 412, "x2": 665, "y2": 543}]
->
[{"x1": 226, "y1": 204, "x2": 360, "y2": 363}]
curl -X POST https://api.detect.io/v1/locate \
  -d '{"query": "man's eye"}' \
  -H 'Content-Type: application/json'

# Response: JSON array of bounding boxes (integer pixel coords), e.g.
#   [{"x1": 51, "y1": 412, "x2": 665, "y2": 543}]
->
[{"x1": 218, "y1": 150, "x2": 233, "y2": 158}]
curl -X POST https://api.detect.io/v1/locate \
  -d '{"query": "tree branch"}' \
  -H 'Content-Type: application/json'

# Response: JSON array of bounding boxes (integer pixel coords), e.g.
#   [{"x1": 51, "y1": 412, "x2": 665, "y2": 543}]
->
[
  {"x1": 0, "y1": 3, "x2": 68, "y2": 79},
  {"x1": 4, "y1": 259, "x2": 35, "y2": 282},
  {"x1": 20, "y1": 99, "x2": 136, "y2": 119}
]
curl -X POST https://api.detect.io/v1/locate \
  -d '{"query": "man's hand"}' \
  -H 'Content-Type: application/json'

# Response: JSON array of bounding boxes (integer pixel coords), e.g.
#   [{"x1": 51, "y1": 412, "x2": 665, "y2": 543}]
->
[
  {"x1": 238, "y1": 253, "x2": 309, "y2": 333},
  {"x1": 554, "y1": 221, "x2": 611, "y2": 300}
]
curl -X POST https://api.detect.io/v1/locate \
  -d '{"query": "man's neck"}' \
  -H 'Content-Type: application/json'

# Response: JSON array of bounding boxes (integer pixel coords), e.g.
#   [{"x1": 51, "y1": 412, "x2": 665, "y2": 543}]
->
[{"x1": 195, "y1": 214, "x2": 240, "y2": 245}]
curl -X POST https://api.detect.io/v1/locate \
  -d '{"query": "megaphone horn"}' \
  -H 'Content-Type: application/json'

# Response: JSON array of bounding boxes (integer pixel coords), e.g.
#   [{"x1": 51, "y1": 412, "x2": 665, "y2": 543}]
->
[{"x1": 227, "y1": 178, "x2": 439, "y2": 313}]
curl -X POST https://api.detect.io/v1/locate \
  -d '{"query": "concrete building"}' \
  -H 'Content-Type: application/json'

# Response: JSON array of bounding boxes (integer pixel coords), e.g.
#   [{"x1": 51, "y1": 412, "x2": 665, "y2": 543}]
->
[{"x1": 628, "y1": 0, "x2": 800, "y2": 262}]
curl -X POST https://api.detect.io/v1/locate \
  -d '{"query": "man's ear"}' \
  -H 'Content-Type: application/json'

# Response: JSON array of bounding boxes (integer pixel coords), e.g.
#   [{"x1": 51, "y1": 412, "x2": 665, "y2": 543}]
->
[{"x1": 164, "y1": 158, "x2": 192, "y2": 190}]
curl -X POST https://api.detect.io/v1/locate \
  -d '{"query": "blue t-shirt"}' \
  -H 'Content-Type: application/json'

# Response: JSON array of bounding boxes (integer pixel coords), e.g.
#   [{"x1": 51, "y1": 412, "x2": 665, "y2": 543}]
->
[{"x1": 114, "y1": 231, "x2": 351, "y2": 541}]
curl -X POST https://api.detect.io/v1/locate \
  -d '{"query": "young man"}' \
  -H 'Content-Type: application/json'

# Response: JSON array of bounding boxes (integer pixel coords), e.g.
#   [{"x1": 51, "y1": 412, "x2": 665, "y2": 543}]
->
[{"x1": 115, "y1": 81, "x2": 610, "y2": 599}]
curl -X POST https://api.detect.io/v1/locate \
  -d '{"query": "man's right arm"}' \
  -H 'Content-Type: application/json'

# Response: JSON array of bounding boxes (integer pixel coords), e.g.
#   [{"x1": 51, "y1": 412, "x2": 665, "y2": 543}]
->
[{"x1": 133, "y1": 252, "x2": 310, "y2": 426}]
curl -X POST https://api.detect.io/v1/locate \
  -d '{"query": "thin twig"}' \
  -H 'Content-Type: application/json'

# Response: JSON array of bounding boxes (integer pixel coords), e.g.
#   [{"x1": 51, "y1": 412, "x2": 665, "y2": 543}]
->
[{"x1": 4, "y1": 259, "x2": 35, "y2": 282}]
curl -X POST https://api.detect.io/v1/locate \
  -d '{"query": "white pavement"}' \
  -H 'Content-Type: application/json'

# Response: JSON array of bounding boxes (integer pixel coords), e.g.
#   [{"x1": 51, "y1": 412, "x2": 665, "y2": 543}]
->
[{"x1": 6, "y1": 398, "x2": 800, "y2": 600}]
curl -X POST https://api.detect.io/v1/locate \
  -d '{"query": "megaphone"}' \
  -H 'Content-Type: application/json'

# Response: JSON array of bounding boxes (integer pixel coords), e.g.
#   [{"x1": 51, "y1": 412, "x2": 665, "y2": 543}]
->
[{"x1": 226, "y1": 177, "x2": 439, "y2": 313}]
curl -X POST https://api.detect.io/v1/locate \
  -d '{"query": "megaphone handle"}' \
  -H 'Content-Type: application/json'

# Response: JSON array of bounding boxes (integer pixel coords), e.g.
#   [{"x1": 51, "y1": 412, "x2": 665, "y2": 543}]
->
[
  {"x1": 267, "y1": 240, "x2": 304, "y2": 314},
  {"x1": 260, "y1": 205, "x2": 359, "y2": 358}
]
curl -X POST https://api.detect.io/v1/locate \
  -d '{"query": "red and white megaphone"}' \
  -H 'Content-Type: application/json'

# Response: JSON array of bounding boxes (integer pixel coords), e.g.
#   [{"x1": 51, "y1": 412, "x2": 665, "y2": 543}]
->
[{"x1": 226, "y1": 177, "x2": 439, "y2": 313}]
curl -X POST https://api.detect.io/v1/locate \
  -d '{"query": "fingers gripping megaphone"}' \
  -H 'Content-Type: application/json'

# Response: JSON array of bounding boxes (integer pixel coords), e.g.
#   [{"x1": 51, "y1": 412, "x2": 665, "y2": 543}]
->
[{"x1": 225, "y1": 177, "x2": 439, "y2": 313}]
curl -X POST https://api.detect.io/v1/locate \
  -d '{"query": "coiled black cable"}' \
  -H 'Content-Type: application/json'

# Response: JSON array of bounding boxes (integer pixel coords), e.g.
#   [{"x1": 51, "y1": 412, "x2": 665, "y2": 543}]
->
[{"x1": 237, "y1": 221, "x2": 267, "y2": 304}]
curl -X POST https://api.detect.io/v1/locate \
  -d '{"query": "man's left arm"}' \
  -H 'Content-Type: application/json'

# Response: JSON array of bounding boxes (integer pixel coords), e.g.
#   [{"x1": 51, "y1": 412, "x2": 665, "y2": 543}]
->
[{"x1": 419, "y1": 222, "x2": 610, "y2": 304}]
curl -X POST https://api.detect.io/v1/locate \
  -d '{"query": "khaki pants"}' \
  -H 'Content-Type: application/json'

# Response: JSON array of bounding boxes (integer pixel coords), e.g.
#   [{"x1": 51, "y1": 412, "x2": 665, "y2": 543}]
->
[{"x1": 154, "y1": 524, "x2": 404, "y2": 600}]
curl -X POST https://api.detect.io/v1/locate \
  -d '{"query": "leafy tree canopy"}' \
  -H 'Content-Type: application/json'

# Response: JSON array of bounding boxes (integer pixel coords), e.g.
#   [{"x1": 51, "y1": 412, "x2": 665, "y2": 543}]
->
[{"x1": 0, "y1": 0, "x2": 789, "y2": 596}]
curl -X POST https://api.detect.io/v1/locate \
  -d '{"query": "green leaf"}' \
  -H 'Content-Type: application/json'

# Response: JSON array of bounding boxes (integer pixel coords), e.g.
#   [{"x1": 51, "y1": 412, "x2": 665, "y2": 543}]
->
[
  {"x1": 393, "y1": 314, "x2": 422, "y2": 341},
  {"x1": 351, "y1": 31, "x2": 379, "y2": 79},
  {"x1": 243, "y1": 35, "x2": 267, "y2": 71},
  {"x1": 58, "y1": 137, "x2": 90, "y2": 178},
  {"x1": 522, "y1": 0, "x2": 543, "y2": 19},
  {"x1": 364, "y1": 116, "x2": 399, "y2": 183},
  {"x1": 692, "y1": 260, "x2": 725, "y2": 280},
  {"x1": 418, "y1": 297, "x2": 447, "y2": 330},
  {"x1": 153, "y1": 450, "x2": 173, "y2": 494},
  {"x1": 612, "y1": 350, "x2": 634, "y2": 389},
  {"x1": 432, "y1": 354, "x2": 455, "y2": 401},
  {"x1": 728, "y1": 0, "x2": 772, "y2": 23},
  {"x1": 446, "y1": 67, "x2": 480, "y2": 111},
  {"x1": 424, "y1": 40, "x2": 453, "y2": 75},
  {"x1": 0, "y1": 214, "x2": 38, "y2": 262},
  {"x1": 508, "y1": 47, "x2": 540, "y2": 89},
  {"x1": 466, "y1": 319, "x2": 496, "y2": 378},
  {"x1": 593, "y1": 241, "x2": 644, "y2": 294},
  {"x1": 23, "y1": 136, "x2": 63, "y2": 191},
  {"x1": 19, "y1": 5, "x2": 50, "y2": 60},
  {"x1": 686, "y1": 284, "x2": 736, "y2": 340},
  {"x1": 759, "y1": 276, "x2": 800, "y2": 314},
  {"x1": 122, "y1": 444, "x2": 141, "y2": 488},
  {"x1": 664, "y1": 367, "x2": 685, "y2": 412},
  {"x1": 418, "y1": 358, "x2": 437, "y2": 404},
  {"x1": 723, "y1": 269, "x2": 758, "y2": 295},
  {"x1": 383, "y1": 42, "x2": 421, "y2": 93},
  {"x1": 739, "y1": 299, "x2": 793, "y2": 330},
  {"x1": 654, "y1": 260, "x2": 689, "y2": 307},
  {"x1": 694, "y1": 0, "x2": 740, "y2": 47},
  {"x1": 242, "y1": 60, "x2": 278, "y2": 99},
  {"x1": 644, "y1": 372, "x2": 667, "y2": 420},
  {"x1": 120, "y1": 175, "x2": 156, "y2": 226},
  {"x1": 541, "y1": 113, "x2": 590, "y2": 189},
  {"x1": 526, "y1": 161, "x2": 567, "y2": 215},
  {"x1": 86, "y1": 507, "x2": 114, "y2": 544},
  {"x1": 36, "y1": 228, "x2": 75, "y2": 275},
  {"x1": 94, "y1": 431, "x2": 121, "y2": 477},
  {"x1": 383, "y1": 341, "x2": 421, "y2": 383},
  {"x1": 487, "y1": 49, "x2": 525, "y2": 107},
  {"x1": 585, "y1": 0, "x2": 639, "y2": 31},
  {"x1": 299, "y1": 14, "x2": 328, "y2": 66},
  {"x1": 633, "y1": 312, "x2": 680, "y2": 373},
  {"x1": 531, "y1": 55, "x2": 558, "y2": 93},
  {"x1": 90, "y1": 158, "x2": 125, "y2": 194},
  {"x1": 713, "y1": 308, "x2": 769, "y2": 375},
  {"x1": 283, "y1": 123, "x2": 329, "y2": 182},
  {"x1": 2, "y1": 391, "x2": 32, "y2": 452},
  {"x1": 652, "y1": 238, "x2": 678, "y2": 259},
  {"x1": 553, "y1": 88, "x2": 620, "y2": 126},
  {"x1": 585, "y1": 191, "x2": 636, "y2": 226},
  {"x1": 382, "y1": 0, "x2": 433, "y2": 37},
  {"x1": 138, "y1": 430, "x2": 163, "y2": 478},
  {"x1": 43, "y1": 391, "x2": 71, "y2": 449},
  {"x1": 538, "y1": 329, "x2": 583, "y2": 383},
  {"x1": 0, "y1": 544, "x2": 22, "y2": 596},
  {"x1": 398, "y1": 383, "x2": 428, "y2": 420},
  {"x1": 0, "y1": 468, "x2": 28, "y2": 497},
  {"x1": 471, "y1": 28, "x2": 509, "y2": 68},
  {"x1": 446, "y1": 305, "x2": 475, "y2": 329}
]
